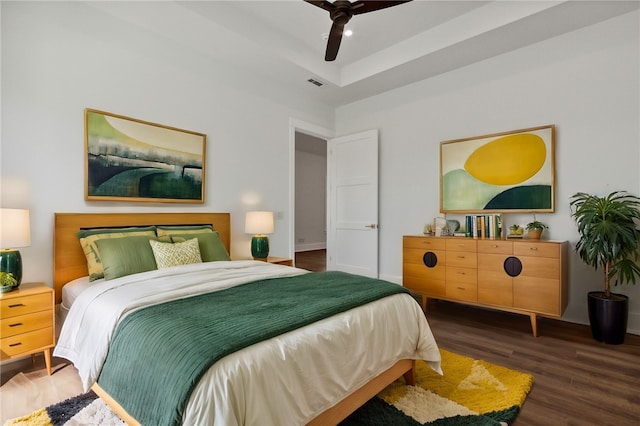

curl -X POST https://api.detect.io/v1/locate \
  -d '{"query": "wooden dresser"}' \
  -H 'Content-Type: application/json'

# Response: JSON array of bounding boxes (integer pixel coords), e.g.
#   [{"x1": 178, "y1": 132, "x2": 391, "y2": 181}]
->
[
  {"x1": 1, "y1": 282, "x2": 55, "y2": 374},
  {"x1": 403, "y1": 235, "x2": 568, "y2": 336}
]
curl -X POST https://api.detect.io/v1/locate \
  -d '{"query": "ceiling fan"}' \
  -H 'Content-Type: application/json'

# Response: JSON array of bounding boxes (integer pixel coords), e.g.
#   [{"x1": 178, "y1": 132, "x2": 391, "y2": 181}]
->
[{"x1": 304, "y1": 0, "x2": 413, "y2": 61}]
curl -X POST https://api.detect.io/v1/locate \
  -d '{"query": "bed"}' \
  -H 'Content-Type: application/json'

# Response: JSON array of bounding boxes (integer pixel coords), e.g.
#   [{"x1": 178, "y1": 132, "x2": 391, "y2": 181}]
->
[{"x1": 52, "y1": 212, "x2": 441, "y2": 426}]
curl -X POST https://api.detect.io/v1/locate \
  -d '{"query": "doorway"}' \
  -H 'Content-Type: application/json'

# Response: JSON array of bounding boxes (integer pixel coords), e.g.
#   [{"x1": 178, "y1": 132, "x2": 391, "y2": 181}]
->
[{"x1": 294, "y1": 131, "x2": 327, "y2": 271}]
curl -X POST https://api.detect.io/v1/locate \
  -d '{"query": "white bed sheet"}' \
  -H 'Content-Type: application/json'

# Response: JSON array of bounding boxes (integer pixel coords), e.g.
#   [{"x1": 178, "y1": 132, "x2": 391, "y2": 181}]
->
[
  {"x1": 54, "y1": 261, "x2": 441, "y2": 425},
  {"x1": 61, "y1": 276, "x2": 95, "y2": 311}
]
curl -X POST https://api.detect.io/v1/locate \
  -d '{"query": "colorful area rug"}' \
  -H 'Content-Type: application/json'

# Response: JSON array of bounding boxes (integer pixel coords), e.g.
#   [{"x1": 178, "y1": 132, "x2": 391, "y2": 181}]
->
[
  {"x1": 343, "y1": 349, "x2": 534, "y2": 425},
  {"x1": 5, "y1": 349, "x2": 533, "y2": 426}
]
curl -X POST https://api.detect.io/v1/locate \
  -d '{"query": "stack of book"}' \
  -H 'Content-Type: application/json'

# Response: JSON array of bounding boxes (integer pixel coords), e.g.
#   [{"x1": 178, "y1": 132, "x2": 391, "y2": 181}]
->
[{"x1": 464, "y1": 214, "x2": 502, "y2": 239}]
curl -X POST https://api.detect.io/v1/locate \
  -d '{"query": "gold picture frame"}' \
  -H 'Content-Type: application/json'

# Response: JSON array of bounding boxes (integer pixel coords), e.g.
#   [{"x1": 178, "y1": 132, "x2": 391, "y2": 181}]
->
[
  {"x1": 440, "y1": 125, "x2": 555, "y2": 213},
  {"x1": 85, "y1": 109, "x2": 206, "y2": 203}
]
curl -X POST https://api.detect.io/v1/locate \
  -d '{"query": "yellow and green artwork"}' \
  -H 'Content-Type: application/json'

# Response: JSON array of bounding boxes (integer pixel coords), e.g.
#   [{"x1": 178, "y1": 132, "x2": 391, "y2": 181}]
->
[
  {"x1": 85, "y1": 109, "x2": 206, "y2": 203},
  {"x1": 440, "y1": 125, "x2": 555, "y2": 213}
]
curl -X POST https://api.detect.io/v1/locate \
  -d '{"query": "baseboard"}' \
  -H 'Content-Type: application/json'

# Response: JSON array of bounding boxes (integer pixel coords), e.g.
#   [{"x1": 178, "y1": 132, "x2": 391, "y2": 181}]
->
[{"x1": 295, "y1": 243, "x2": 326, "y2": 252}]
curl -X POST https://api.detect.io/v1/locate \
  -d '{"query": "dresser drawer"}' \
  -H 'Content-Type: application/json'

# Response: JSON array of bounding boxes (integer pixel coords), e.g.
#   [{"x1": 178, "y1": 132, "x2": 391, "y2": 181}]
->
[
  {"x1": 446, "y1": 266, "x2": 477, "y2": 284},
  {"x1": 1, "y1": 293, "x2": 51, "y2": 318},
  {"x1": 403, "y1": 236, "x2": 446, "y2": 250},
  {"x1": 477, "y1": 240, "x2": 513, "y2": 255},
  {"x1": 1, "y1": 310, "x2": 53, "y2": 338},
  {"x1": 1, "y1": 326, "x2": 53, "y2": 359},
  {"x1": 445, "y1": 238, "x2": 477, "y2": 253},
  {"x1": 446, "y1": 251, "x2": 477, "y2": 268},
  {"x1": 513, "y1": 241, "x2": 559, "y2": 258},
  {"x1": 445, "y1": 277, "x2": 477, "y2": 302}
]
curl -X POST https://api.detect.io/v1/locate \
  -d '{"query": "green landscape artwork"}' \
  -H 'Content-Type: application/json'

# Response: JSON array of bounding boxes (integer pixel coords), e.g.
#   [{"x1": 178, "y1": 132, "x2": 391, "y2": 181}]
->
[{"x1": 85, "y1": 109, "x2": 206, "y2": 203}]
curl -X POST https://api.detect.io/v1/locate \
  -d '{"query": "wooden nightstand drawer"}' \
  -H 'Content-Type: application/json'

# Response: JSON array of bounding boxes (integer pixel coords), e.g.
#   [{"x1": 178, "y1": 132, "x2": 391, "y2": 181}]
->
[
  {"x1": 1, "y1": 326, "x2": 53, "y2": 359},
  {"x1": 0, "y1": 283, "x2": 55, "y2": 374},
  {"x1": 1, "y1": 292, "x2": 52, "y2": 318},
  {"x1": 1, "y1": 310, "x2": 53, "y2": 338}
]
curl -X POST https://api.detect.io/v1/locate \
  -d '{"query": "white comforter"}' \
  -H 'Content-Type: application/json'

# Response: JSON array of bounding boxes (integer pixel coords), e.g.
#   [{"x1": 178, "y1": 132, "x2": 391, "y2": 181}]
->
[{"x1": 54, "y1": 261, "x2": 441, "y2": 425}]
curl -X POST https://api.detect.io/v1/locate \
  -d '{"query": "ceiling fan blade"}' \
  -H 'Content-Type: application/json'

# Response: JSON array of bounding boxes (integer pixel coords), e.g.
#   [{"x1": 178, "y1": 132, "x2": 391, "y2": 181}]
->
[
  {"x1": 325, "y1": 20, "x2": 345, "y2": 61},
  {"x1": 303, "y1": 0, "x2": 335, "y2": 13},
  {"x1": 351, "y1": 0, "x2": 412, "y2": 15}
]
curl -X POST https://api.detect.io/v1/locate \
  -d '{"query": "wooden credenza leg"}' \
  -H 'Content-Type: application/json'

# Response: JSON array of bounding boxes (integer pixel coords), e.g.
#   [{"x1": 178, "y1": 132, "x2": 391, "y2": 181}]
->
[{"x1": 529, "y1": 313, "x2": 538, "y2": 337}]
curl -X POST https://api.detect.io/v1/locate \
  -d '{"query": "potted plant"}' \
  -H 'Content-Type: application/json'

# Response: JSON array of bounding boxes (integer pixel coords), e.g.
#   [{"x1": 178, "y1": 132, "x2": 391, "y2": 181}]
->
[
  {"x1": 570, "y1": 191, "x2": 640, "y2": 344},
  {"x1": 525, "y1": 217, "x2": 548, "y2": 239}
]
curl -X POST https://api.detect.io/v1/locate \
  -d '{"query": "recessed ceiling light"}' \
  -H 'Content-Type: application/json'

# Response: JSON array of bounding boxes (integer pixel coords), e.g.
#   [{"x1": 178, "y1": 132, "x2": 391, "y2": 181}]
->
[{"x1": 321, "y1": 29, "x2": 352, "y2": 40}]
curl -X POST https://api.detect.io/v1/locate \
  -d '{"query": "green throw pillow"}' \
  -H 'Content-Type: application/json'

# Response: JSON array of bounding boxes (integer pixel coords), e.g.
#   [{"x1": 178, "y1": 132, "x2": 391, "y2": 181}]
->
[
  {"x1": 77, "y1": 226, "x2": 157, "y2": 281},
  {"x1": 95, "y1": 236, "x2": 158, "y2": 280},
  {"x1": 170, "y1": 231, "x2": 230, "y2": 262},
  {"x1": 156, "y1": 225, "x2": 213, "y2": 237},
  {"x1": 149, "y1": 238, "x2": 202, "y2": 269}
]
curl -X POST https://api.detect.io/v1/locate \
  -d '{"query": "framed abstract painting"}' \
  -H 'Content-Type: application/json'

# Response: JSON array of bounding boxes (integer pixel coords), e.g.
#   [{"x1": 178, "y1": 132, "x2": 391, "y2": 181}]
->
[
  {"x1": 85, "y1": 109, "x2": 206, "y2": 203},
  {"x1": 440, "y1": 125, "x2": 555, "y2": 213}
]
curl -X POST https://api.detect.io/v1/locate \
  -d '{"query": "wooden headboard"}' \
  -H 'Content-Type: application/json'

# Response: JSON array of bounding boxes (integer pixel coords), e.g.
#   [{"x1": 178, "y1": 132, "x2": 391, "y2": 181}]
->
[{"x1": 53, "y1": 212, "x2": 231, "y2": 304}]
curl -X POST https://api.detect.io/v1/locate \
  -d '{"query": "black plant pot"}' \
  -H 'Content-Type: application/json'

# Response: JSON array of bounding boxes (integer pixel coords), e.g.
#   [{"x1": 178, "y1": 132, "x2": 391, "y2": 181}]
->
[{"x1": 587, "y1": 291, "x2": 629, "y2": 345}]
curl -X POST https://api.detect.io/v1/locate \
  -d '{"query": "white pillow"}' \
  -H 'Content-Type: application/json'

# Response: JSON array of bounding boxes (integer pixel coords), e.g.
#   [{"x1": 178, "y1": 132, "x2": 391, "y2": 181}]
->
[{"x1": 149, "y1": 238, "x2": 202, "y2": 269}]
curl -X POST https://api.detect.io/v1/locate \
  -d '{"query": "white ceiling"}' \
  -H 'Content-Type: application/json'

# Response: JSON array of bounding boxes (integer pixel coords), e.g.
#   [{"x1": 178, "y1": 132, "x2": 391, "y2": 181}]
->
[{"x1": 87, "y1": 1, "x2": 640, "y2": 107}]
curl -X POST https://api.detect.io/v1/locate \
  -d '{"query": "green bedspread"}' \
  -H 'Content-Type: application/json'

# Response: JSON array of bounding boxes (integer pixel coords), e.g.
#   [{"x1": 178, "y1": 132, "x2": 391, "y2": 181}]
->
[{"x1": 97, "y1": 271, "x2": 410, "y2": 426}]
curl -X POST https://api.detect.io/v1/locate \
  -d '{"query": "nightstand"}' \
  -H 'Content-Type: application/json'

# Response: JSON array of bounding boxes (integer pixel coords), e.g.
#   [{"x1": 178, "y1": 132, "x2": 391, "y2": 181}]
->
[
  {"x1": 1, "y1": 282, "x2": 55, "y2": 375},
  {"x1": 263, "y1": 256, "x2": 294, "y2": 267}
]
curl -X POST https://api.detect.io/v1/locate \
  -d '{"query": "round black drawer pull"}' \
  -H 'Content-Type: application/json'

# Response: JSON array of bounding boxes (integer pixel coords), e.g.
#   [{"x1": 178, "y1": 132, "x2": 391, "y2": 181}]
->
[
  {"x1": 423, "y1": 251, "x2": 438, "y2": 268},
  {"x1": 504, "y1": 256, "x2": 522, "y2": 277}
]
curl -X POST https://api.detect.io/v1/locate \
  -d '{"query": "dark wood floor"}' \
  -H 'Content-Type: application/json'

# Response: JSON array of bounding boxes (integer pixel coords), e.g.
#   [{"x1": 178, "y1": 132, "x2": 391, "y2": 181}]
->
[
  {"x1": 295, "y1": 249, "x2": 327, "y2": 272},
  {"x1": 295, "y1": 249, "x2": 640, "y2": 425},
  {"x1": 425, "y1": 300, "x2": 640, "y2": 426}
]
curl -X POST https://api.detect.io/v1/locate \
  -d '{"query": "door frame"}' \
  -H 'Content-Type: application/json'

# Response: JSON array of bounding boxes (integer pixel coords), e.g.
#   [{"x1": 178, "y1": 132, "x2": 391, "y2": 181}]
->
[{"x1": 288, "y1": 118, "x2": 334, "y2": 259}]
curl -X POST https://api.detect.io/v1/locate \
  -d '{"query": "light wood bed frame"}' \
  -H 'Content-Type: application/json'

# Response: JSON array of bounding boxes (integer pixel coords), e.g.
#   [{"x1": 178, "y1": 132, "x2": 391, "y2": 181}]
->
[{"x1": 53, "y1": 212, "x2": 415, "y2": 426}]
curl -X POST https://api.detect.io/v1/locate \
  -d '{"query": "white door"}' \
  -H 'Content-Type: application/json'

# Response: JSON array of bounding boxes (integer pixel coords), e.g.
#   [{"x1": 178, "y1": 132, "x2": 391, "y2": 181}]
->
[{"x1": 327, "y1": 129, "x2": 379, "y2": 278}]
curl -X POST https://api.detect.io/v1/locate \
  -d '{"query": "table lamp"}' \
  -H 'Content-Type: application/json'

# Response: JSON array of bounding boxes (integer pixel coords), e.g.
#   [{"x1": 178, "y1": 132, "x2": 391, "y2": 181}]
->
[
  {"x1": 0, "y1": 208, "x2": 31, "y2": 292},
  {"x1": 245, "y1": 211, "x2": 274, "y2": 260}
]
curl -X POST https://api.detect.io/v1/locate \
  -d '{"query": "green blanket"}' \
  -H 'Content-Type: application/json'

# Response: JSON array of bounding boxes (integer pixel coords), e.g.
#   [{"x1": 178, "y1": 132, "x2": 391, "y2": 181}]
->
[{"x1": 97, "y1": 271, "x2": 410, "y2": 426}]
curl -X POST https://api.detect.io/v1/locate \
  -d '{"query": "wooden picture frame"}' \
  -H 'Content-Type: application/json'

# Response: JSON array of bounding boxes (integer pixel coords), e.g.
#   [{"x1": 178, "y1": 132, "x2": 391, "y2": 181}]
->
[
  {"x1": 85, "y1": 109, "x2": 206, "y2": 203},
  {"x1": 440, "y1": 125, "x2": 555, "y2": 213}
]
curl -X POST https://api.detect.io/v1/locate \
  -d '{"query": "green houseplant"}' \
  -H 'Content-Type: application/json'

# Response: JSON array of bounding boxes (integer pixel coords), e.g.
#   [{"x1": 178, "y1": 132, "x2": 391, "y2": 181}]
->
[
  {"x1": 570, "y1": 191, "x2": 640, "y2": 344},
  {"x1": 525, "y1": 217, "x2": 548, "y2": 240}
]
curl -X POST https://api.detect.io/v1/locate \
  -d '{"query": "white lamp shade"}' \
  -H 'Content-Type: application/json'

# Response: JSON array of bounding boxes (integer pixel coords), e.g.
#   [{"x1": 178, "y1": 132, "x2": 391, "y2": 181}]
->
[
  {"x1": 245, "y1": 211, "x2": 274, "y2": 235},
  {"x1": 0, "y1": 209, "x2": 31, "y2": 248}
]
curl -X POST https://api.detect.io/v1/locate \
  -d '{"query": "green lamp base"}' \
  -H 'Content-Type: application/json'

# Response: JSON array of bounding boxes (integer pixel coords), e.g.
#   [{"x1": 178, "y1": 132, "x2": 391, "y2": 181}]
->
[
  {"x1": 0, "y1": 249, "x2": 23, "y2": 293},
  {"x1": 251, "y1": 235, "x2": 269, "y2": 260}
]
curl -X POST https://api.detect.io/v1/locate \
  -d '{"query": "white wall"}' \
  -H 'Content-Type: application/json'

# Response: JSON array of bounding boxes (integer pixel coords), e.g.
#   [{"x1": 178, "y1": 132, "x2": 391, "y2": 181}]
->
[
  {"x1": 335, "y1": 11, "x2": 640, "y2": 333},
  {"x1": 1, "y1": 2, "x2": 333, "y2": 282},
  {"x1": 294, "y1": 148, "x2": 327, "y2": 252}
]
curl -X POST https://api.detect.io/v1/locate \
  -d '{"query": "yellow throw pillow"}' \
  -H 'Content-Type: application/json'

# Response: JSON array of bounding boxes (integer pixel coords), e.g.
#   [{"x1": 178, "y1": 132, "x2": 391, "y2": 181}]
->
[
  {"x1": 149, "y1": 238, "x2": 202, "y2": 269},
  {"x1": 78, "y1": 226, "x2": 156, "y2": 281}
]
